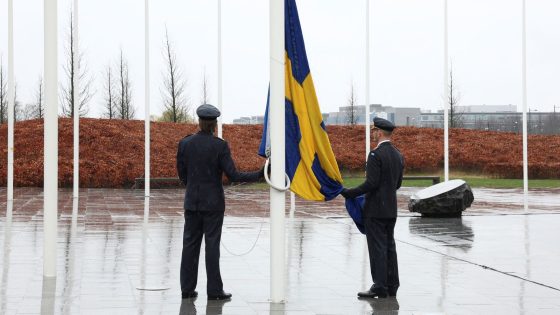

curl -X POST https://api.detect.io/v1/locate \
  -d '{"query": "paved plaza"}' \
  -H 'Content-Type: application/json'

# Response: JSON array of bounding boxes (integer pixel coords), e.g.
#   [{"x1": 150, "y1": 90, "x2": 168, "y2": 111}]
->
[{"x1": 0, "y1": 186, "x2": 559, "y2": 314}]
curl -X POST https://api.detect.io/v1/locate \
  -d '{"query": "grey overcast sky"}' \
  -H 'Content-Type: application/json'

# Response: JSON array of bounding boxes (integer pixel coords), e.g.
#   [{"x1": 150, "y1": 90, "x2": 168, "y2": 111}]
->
[{"x1": 1, "y1": 0, "x2": 559, "y2": 123}]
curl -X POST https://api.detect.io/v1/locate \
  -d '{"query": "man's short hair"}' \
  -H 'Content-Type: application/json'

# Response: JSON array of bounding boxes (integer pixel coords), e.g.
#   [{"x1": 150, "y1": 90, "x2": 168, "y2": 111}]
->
[
  {"x1": 373, "y1": 127, "x2": 393, "y2": 137},
  {"x1": 199, "y1": 118, "x2": 217, "y2": 133},
  {"x1": 381, "y1": 129, "x2": 392, "y2": 137}
]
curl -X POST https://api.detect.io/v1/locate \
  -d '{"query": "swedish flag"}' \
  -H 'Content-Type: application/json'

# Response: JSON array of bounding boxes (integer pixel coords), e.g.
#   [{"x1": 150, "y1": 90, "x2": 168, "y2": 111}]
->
[{"x1": 259, "y1": 0, "x2": 343, "y2": 201}]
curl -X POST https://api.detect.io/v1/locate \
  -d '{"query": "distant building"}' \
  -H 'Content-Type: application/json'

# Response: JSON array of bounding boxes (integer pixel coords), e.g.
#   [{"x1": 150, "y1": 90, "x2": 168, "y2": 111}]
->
[
  {"x1": 324, "y1": 104, "x2": 422, "y2": 127},
  {"x1": 232, "y1": 116, "x2": 264, "y2": 125},
  {"x1": 234, "y1": 104, "x2": 422, "y2": 127},
  {"x1": 455, "y1": 104, "x2": 517, "y2": 113},
  {"x1": 232, "y1": 104, "x2": 560, "y2": 134},
  {"x1": 420, "y1": 105, "x2": 520, "y2": 128},
  {"x1": 419, "y1": 106, "x2": 560, "y2": 134},
  {"x1": 419, "y1": 110, "x2": 444, "y2": 129}
]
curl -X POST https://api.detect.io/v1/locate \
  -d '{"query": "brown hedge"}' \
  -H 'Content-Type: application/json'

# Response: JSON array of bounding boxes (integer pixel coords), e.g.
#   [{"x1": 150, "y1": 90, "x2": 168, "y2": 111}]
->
[{"x1": 0, "y1": 118, "x2": 558, "y2": 187}]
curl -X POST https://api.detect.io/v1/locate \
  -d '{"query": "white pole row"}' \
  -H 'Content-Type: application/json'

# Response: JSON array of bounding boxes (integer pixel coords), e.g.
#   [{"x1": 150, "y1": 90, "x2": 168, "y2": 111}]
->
[
  {"x1": 44, "y1": 0, "x2": 59, "y2": 278},
  {"x1": 145, "y1": 0, "x2": 151, "y2": 198},
  {"x1": 365, "y1": 0, "x2": 371, "y2": 159},
  {"x1": 269, "y1": 0, "x2": 286, "y2": 303},
  {"x1": 7, "y1": 0, "x2": 14, "y2": 204},
  {"x1": 73, "y1": 0, "x2": 80, "y2": 199},
  {"x1": 7, "y1": 0, "x2": 532, "y2": 281}
]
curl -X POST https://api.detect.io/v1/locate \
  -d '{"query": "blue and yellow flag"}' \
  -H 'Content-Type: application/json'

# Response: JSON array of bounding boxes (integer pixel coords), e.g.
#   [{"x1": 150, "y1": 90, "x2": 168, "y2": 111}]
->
[{"x1": 259, "y1": 0, "x2": 343, "y2": 201}]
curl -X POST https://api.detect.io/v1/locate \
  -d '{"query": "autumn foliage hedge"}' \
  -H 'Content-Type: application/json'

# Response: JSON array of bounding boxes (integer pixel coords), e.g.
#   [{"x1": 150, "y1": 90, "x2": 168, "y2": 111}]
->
[{"x1": 0, "y1": 118, "x2": 558, "y2": 188}]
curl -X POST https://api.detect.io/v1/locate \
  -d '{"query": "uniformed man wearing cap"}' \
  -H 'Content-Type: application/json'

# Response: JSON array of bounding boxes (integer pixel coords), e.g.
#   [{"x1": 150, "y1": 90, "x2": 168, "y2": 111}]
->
[
  {"x1": 341, "y1": 117, "x2": 404, "y2": 299},
  {"x1": 177, "y1": 104, "x2": 265, "y2": 301}
]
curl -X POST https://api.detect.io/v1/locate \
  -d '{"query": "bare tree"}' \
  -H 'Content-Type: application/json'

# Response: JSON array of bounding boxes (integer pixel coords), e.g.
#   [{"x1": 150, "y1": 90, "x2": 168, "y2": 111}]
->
[
  {"x1": 161, "y1": 28, "x2": 190, "y2": 123},
  {"x1": 22, "y1": 104, "x2": 34, "y2": 121},
  {"x1": 37, "y1": 77, "x2": 44, "y2": 118},
  {"x1": 447, "y1": 66, "x2": 463, "y2": 128},
  {"x1": 116, "y1": 50, "x2": 134, "y2": 120},
  {"x1": 0, "y1": 58, "x2": 6, "y2": 124},
  {"x1": 0, "y1": 61, "x2": 24, "y2": 122},
  {"x1": 346, "y1": 81, "x2": 358, "y2": 126},
  {"x1": 25, "y1": 76, "x2": 45, "y2": 119},
  {"x1": 60, "y1": 11, "x2": 93, "y2": 117},
  {"x1": 201, "y1": 68, "x2": 210, "y2": 105},
  {"x1": 13, "y1": 82, "x2": 22, "y2": 122},
  {"x1": 22, "y1": 77, "x2": 44, "y2": 120},
  {"x1": 102, "y1": 65, "x2": 116, "y2": 119}
]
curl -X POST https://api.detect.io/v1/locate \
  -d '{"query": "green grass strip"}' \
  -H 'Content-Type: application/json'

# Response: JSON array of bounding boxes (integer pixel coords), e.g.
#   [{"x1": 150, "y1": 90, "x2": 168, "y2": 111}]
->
[{"x1": 238, "y1": 176, "x2": 560, "y2": 190}]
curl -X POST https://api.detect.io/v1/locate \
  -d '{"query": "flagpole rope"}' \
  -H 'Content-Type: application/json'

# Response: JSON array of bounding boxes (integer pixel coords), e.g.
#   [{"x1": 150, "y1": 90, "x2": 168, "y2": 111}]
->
[
  {"x1": 264, "y1": 158, "x2": 291, "y2": 192},
  {"x1": 220, "y1": 182, "x2": 267, "y2": 257},
  {"x1": 220, "y1": 158, "x2": 290, "y2": 256},
  {"x1": 220, "y1": 214, "x2": 266, "y2": 257}
]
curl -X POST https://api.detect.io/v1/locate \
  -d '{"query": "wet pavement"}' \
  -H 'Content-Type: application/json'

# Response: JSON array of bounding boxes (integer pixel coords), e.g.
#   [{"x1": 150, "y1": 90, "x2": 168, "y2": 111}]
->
[{"x1": 0, "y1": 186, "x2": 559, "y2": 314}]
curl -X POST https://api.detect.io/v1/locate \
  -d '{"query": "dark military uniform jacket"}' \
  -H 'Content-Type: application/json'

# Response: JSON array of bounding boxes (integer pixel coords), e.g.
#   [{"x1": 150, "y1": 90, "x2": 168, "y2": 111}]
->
[
  {"x1": 344, "y1": 141, "x2": 404, "y2": 218},
  {"x1": 176, "y1": 131, "x2": 262, "y2": 212}
]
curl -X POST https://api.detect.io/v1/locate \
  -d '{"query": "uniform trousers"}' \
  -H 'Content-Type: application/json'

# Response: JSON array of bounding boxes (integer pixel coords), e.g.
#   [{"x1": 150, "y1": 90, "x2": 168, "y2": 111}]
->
[
  {"x1": 365, "y1": 217, "x2": 400, "y2": 293},
  {"x1": 180, "y1": 210, "x2": 224, "y2": 294}
]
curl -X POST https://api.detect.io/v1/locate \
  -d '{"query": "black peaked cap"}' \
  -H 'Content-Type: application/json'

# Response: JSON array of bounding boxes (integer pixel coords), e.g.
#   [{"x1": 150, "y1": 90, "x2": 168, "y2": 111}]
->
[
  {"x1": 373, "y1": 117, "x2": 396, "y2": 132},
  {"x1": 196, "y1": 104, "x2": 221, "y2": 120}
]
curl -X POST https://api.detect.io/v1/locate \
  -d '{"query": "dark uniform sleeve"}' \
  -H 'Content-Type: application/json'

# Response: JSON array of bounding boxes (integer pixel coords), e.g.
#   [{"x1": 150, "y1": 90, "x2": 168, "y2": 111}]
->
[
  {"x1": 219, "y1": 141, "x2": 263, "y2": 182},
  {"x1": 344, "y1": 151, "x2": 382, "y2": 198},
  {"x1": 176, "y1": 140, "x2": 187, "y2": 185},
  {"x1": 396, "y1": 154, "x2": 404, "y2": 190}
]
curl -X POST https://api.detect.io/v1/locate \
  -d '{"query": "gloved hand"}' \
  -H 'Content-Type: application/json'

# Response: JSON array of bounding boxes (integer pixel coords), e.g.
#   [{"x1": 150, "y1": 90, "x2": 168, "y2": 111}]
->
[{"x1": 340, "y1": 188, "x2": 351, "y2": 199}]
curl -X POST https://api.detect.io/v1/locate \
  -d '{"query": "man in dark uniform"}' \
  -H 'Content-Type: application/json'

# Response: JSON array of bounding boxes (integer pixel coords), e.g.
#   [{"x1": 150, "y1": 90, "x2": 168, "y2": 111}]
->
[
  {"x1": 341, "y1": 117, "x2": 404, "y2": 299},
  {"x1": 177, "y1": 104, "x2": 264, "y2": 301}
]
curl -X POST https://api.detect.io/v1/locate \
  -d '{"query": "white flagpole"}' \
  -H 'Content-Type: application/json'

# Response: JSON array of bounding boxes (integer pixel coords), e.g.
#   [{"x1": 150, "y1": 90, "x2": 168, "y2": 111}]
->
[
  {"x1": 270, "y1": 0, "x2": 285, "y2": 303},
  {"x1": 365, "y1": 0, "x2": 371, "y2": 158},
  {"x1": 144, "y1": 197, "x2": 149, "y2": 224},
  {"x1": 443, "y1": 0, "x2": 449, "y2": 182},
  {"x1": 290, "y1": 192, "x2": 295, "y2": 215},
  {"x1": 217, "y1": 0, "x2": 223, "y2": 138},
  {"x1": 72, "y1": 0, "x2": 79, "y2": 199},
  {"x1": 7, "y1": 0, "x2": 14, "y2": 204},
  {"x1": 44, "y1": 0, "x2": 58, "y2": 278},
  {"x1": 521, "y1": 0, "x2": 529, "y2": 212},
  {"x1": 145, "y1": 0, "x2": 150, "y2": 198}
]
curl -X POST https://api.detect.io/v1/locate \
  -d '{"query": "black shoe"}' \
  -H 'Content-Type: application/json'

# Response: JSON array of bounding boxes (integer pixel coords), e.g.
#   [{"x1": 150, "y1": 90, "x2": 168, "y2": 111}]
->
[
  {"x1": 358, "y1": 289, "x2": 388, "y2": 299},
  {"x1": 182, "y1": 291, "x2": 198, "y2": 299},
  {"x1": 388, "y1": 287, "x2": 398, "y2": 297},
  {"x1": 208, "y1": 291, "x2": 232, "y2": 300}
]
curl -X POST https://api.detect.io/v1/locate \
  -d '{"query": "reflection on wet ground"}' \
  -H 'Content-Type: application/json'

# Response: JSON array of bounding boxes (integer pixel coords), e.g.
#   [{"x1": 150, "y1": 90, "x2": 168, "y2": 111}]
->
[
  {"x1": 0, "y1": 187, "x2": 559, "y2": 314},
  {"x1": 408, "y1": 217, "x2": 474, "y2": 251}
]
